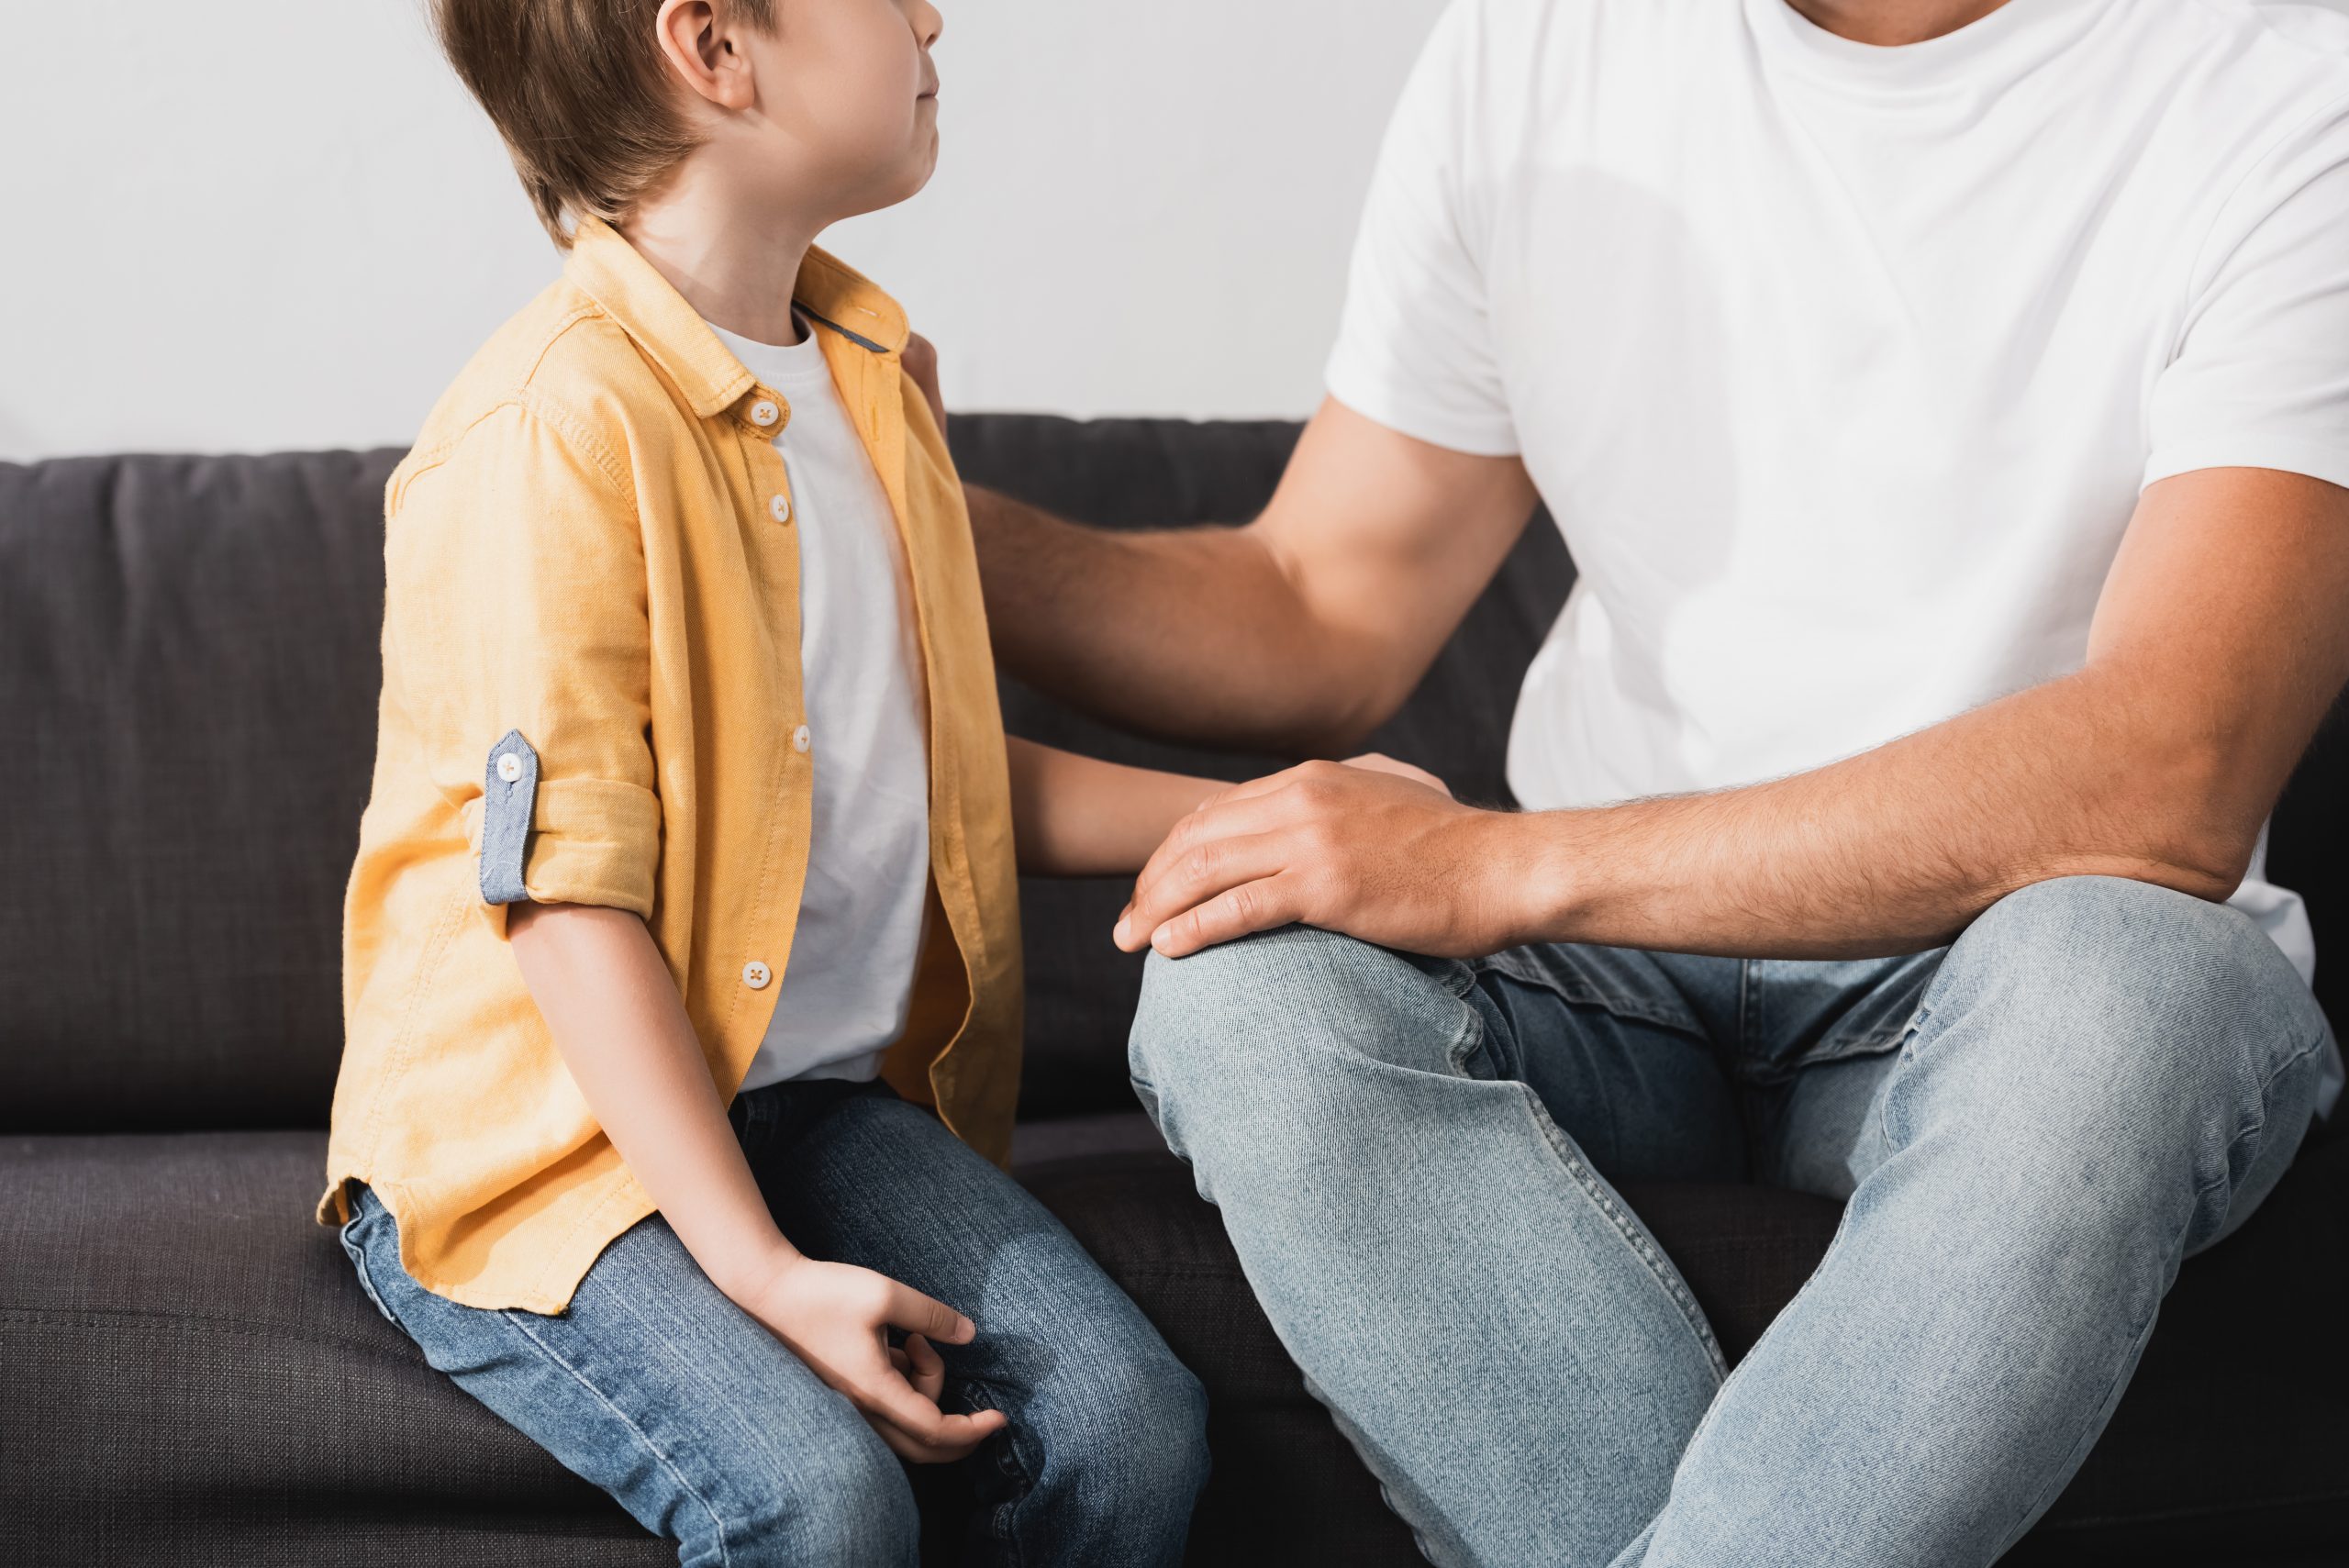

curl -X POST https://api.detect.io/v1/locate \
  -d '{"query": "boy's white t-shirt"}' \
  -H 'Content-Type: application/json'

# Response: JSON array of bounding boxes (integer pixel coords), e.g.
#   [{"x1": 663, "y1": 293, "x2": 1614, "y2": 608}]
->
[
  {"x1": 710, "y1": 317, "x2": 932, "y2": 1090},
  {"x1": 1327, "y1": 0, "x2": 2349, "y2": 1114}
]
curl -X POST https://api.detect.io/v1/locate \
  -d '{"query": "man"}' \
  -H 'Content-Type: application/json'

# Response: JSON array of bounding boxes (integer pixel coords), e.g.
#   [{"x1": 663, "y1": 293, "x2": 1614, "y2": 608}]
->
[{"x1": 968, "y1": 0, "x2": 2349, "y2": 1563}]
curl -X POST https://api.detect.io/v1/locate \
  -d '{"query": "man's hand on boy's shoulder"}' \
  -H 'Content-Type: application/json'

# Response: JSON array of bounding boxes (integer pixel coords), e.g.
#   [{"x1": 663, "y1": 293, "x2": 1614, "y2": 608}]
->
[{"x1": 904, "y1": 331, "x2": 947, "y2": 434}]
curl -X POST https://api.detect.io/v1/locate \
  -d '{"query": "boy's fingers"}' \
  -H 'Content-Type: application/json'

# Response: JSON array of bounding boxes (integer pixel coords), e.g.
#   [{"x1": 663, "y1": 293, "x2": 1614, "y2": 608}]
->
[
  {"x1": 881, "y1": 1280, "x2": 975, "y2": 1344},
  {"x1": 905, "y1": 1331, "x2": 947, "y2": 1399},
  {"x1": 868, "y1": 1405, "x2": 1008, "y2": 1465},
  {"x1": 861, "y1": 1368, "x2": 1007, "y2": 1453},
  {"x1": 862, "y1": 1366, "x2": 952, "y2": 1440}
]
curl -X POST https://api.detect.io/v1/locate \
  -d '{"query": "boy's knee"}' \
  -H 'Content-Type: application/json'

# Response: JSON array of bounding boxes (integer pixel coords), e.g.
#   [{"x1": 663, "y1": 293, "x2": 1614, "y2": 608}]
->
[
  {"x1": 725, "y1": 1429, "x2": 918, "y2": 1568},
  {"x1": 1038, "y1": 1349, "x2": 1211, "y2": 1534}
]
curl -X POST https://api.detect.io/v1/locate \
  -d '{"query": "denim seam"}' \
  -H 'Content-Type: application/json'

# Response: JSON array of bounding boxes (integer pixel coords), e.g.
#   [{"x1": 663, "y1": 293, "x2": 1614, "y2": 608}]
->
[
  {"x1": 1455, "y1": 994, "x2": 1727, "y2": 1377},
  {"x1": 491, "y1": 1307, "x2": 737, "y2": 1566},
  {"x1": 1514, "y1": 1087, "x2": 1730, "y2": 1378},
  {"x1": 2183, "y1": 1027, "x2": 2328, "y2": 1215},
  {"x1": 1666, "y1": 1162, "x2": 1876, "y2": 1471},
  {"x1": 1876, "y1": 1005, "x2": 1936, "y2": 1151},
  {"x1": 980, "y1": 1407, "x2": 1034, "y2": 1568},
  {"x1": 1445, "y1": 990, "x2": 1727, "y2": 1373}
]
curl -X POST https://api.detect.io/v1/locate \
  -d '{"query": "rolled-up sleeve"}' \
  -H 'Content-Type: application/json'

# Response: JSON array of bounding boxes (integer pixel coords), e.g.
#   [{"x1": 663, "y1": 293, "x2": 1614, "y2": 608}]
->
[{"x1": 383, "y1": 396, "x2": 661, "y2": 934}]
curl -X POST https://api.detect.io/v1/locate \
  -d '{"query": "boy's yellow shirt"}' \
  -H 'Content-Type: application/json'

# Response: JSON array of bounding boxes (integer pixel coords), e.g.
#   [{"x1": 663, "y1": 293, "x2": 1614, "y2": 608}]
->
[{"x1": 319, "y1": 217, "x2": 1022, "y2": 1313}]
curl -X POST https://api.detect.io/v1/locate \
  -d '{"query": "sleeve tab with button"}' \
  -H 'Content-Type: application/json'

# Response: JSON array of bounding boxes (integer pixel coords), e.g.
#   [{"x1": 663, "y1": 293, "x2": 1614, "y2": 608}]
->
[{"x1": 480, "y1": 728, "x2": 541, "y2": 906}]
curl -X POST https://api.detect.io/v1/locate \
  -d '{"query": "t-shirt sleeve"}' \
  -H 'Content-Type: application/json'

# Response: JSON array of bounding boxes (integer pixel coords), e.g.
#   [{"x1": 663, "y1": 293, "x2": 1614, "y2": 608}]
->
[
  {"x1": 2143, "y1": 101, "x2": 2349, "y2": 494},
  {"x1": 1323, "y1": 0, "x2": 1520, "y2": 457},
  {"x1": 384, "y1": 400, "x2": 662, "y2": 935}
]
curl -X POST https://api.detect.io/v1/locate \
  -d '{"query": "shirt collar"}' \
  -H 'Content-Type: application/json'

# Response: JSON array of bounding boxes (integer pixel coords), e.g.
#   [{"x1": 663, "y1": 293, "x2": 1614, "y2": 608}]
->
[{"x1": 563, "y1": 216, "x2": 909, "y2": 420}]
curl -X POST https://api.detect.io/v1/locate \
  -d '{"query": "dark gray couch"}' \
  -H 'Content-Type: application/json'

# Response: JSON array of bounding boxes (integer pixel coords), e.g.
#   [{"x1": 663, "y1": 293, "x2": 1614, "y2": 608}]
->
[{"x1": 3, "y1": 416, "x2": 2343, "y2": 1566}]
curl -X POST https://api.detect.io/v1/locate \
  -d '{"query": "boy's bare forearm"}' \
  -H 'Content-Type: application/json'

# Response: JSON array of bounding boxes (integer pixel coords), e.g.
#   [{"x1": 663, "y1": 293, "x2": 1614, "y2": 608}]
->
[
  {"x1": 506, "y1": 903, "x2": 792, "y2": 1300},
  {"x1": 1006, "y1": 736, "x2": 1222, "y2": 876},
  {"x1": 967, "y1": 485, "x2": 1372, "y2": 752}
]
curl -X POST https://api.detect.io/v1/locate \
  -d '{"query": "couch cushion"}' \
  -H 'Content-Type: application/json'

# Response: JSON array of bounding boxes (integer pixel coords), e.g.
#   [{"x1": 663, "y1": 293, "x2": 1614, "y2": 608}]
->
[
  {"x1": 6, "y1": 1123, "x2": 2342, "y2": 1566},
  {"x1": 0, "y1": 452, "x2": 399, "y2": 1132}
]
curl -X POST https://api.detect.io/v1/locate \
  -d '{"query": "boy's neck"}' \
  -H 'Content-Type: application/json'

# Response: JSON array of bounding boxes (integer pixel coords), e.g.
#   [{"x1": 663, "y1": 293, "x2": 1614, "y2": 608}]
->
[{"x1": 619, "y1": 168, "x2": 826, "y2": 348}]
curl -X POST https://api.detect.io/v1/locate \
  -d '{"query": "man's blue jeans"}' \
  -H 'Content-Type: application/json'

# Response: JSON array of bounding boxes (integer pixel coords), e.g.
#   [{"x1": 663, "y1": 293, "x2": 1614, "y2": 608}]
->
[
  {"x1": 340, "y1": 1078, "x2": 1209, "y2": 1567},
  {"x1": 1127, "y1": 875, "x2": 2332, "y2": 1568}
]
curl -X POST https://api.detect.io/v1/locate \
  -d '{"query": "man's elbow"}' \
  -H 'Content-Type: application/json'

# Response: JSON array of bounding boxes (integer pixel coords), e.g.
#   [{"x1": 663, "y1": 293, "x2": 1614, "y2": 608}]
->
[
  {"x1": 2055, "y1": 817, "x2": 2260, "y2": 908},
  {"x1": 2157, "y1": 827, "x2": 2262, "y2": 906},
  {"x1": 1291, "y1": 666, "x2": 1424, "y2": 758}
]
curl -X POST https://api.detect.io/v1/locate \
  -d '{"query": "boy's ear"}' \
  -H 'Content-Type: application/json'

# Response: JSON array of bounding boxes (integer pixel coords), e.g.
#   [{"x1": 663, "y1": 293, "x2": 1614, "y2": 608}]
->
[{"x1": 653, "y1": 0, "x2": 757, "y2": 112}]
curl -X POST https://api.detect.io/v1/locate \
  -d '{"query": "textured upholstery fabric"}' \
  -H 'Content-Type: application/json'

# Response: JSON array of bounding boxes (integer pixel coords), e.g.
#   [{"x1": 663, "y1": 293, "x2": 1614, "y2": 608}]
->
[
  {"x1": 0, "y1": 450, "x2": 393, "y2": 1131},
  {"x1": 2, "y1": 418, "x2": 2344, "y2": 1565}
]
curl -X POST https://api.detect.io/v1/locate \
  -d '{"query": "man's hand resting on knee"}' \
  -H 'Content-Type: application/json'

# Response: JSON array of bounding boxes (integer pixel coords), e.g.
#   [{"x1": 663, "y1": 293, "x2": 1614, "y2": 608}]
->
[{"x1": 1114, "y1": 754, "x2": 1542, "y2": 962}]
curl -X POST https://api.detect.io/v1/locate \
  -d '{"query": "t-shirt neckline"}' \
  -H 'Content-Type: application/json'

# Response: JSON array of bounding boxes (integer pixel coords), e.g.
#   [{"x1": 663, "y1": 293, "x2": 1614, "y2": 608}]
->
[
  {"x1": 1746, "y1": 0, "x2": 2111, "y2": 95},
  {"x1": 707, "y1": 313, "x2": 834, "y2": 393}
]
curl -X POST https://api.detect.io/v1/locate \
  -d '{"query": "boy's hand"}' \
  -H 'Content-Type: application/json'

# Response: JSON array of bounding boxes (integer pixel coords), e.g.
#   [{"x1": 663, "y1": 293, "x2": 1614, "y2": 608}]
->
[
  {"x1": 904, "y1": 331, "x2": 947, "y2": 434},
  {"x1": 737, "y1": 1253, "x2": 1008, "y2": 1462}
]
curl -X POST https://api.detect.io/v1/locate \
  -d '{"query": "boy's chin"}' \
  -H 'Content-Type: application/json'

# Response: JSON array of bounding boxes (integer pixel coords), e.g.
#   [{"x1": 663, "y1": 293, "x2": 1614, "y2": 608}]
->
[
  {"x1": 881, "y1": 143, "x2": 942, "y2": 206},
  {"x1": 824, "y1": 142, "x2": 941, "y2": 228}
]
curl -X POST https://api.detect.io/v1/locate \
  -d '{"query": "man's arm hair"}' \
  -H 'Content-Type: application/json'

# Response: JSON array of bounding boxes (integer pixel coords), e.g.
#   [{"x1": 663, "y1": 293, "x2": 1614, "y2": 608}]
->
[
  {"x1": 1516, "y1": 465, "x2": 2349, "y2": 955},
  {"x1": 969, "y1": 397, "x2": 1540, "y2": 756}
]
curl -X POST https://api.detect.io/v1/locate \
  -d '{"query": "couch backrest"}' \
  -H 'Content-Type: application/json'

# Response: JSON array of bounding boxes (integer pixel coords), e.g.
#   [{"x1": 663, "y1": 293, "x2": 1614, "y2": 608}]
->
[{"x1": 1, "y1": 420, "x2": 2340, "y2": 1131}]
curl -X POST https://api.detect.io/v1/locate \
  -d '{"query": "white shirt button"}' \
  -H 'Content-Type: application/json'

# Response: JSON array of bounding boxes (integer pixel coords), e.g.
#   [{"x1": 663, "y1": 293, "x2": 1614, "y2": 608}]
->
[
  {"x1": 741, "y1": 960, "x2": 772, "y2": 990},
  {"x1": 495, "y1": 751, "x2": 523, "y2": 784},
  {"x1": 792, "y1": 725, "x2": 811, "y2": 753},
  {"x1": 750, "y1": 399, "x2": 781, "y2": 428},
  {"x1": 769, "y1": 493, "x2": 792, "y2": 524}
]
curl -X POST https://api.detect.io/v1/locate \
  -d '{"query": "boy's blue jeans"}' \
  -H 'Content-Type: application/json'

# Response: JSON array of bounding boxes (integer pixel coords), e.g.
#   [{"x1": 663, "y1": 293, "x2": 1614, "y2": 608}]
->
[
  {"x1": 1128, "y1": 874, "x2": 2332, "y2": 1568},
  {"x1": 340, "y1": 1078, "x2": 1208, "y2": 1567}
]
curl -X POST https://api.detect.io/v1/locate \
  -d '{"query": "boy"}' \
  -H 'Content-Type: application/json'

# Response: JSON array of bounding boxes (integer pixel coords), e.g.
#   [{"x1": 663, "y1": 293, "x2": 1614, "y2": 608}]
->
[{"x1": 315, "y1": 0, "x2": 1301, "y2": 1559}]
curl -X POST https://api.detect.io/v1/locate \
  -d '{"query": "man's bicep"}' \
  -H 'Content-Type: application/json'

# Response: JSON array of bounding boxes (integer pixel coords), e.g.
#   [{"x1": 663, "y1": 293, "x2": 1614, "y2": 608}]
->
[
  {"x1": 2088, "y1": 466, "x2": 2349, "y2": 849},
  {"x1": 1252, "y1": 396, "x2": 1539, "y2": 717}
]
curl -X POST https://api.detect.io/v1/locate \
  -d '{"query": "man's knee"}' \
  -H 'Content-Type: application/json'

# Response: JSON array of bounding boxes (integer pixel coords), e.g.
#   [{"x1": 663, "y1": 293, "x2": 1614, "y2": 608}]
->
[
  {"x1": 1130, "y1": 926, "x2": 1463, "y2": 1107},
  {"x1": 1922, "y1": 873, "x2": 2314, "y2": 1165}
]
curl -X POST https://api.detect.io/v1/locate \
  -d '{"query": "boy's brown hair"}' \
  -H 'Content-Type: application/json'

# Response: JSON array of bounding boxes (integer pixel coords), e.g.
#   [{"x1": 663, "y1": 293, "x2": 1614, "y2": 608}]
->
[{"x1": 433, "y1": 0, "x2": 773, "y2": 246}]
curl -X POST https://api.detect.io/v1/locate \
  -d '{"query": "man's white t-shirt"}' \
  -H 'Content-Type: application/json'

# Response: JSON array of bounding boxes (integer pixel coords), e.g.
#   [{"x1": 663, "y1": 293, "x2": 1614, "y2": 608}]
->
[
  {"x1": 1327, "y1": 0, "x2": 2349, "y2": 1114},
  {"x1": 710, "y1": 317, "x2": 932, "y2": 1090}
]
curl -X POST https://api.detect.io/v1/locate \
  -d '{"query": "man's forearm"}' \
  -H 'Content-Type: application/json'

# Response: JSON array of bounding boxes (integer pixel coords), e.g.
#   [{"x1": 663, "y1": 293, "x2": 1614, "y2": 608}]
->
[
  {"x1": 967, "y1": 485, "x2": 1379, "y2": 753},
  {"x1": 507, "y1": 903, "x2": 793, "y2": 1298},
  {"x1": 1510, "y1": 662, "x2": 2245, "y2": 959}
]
